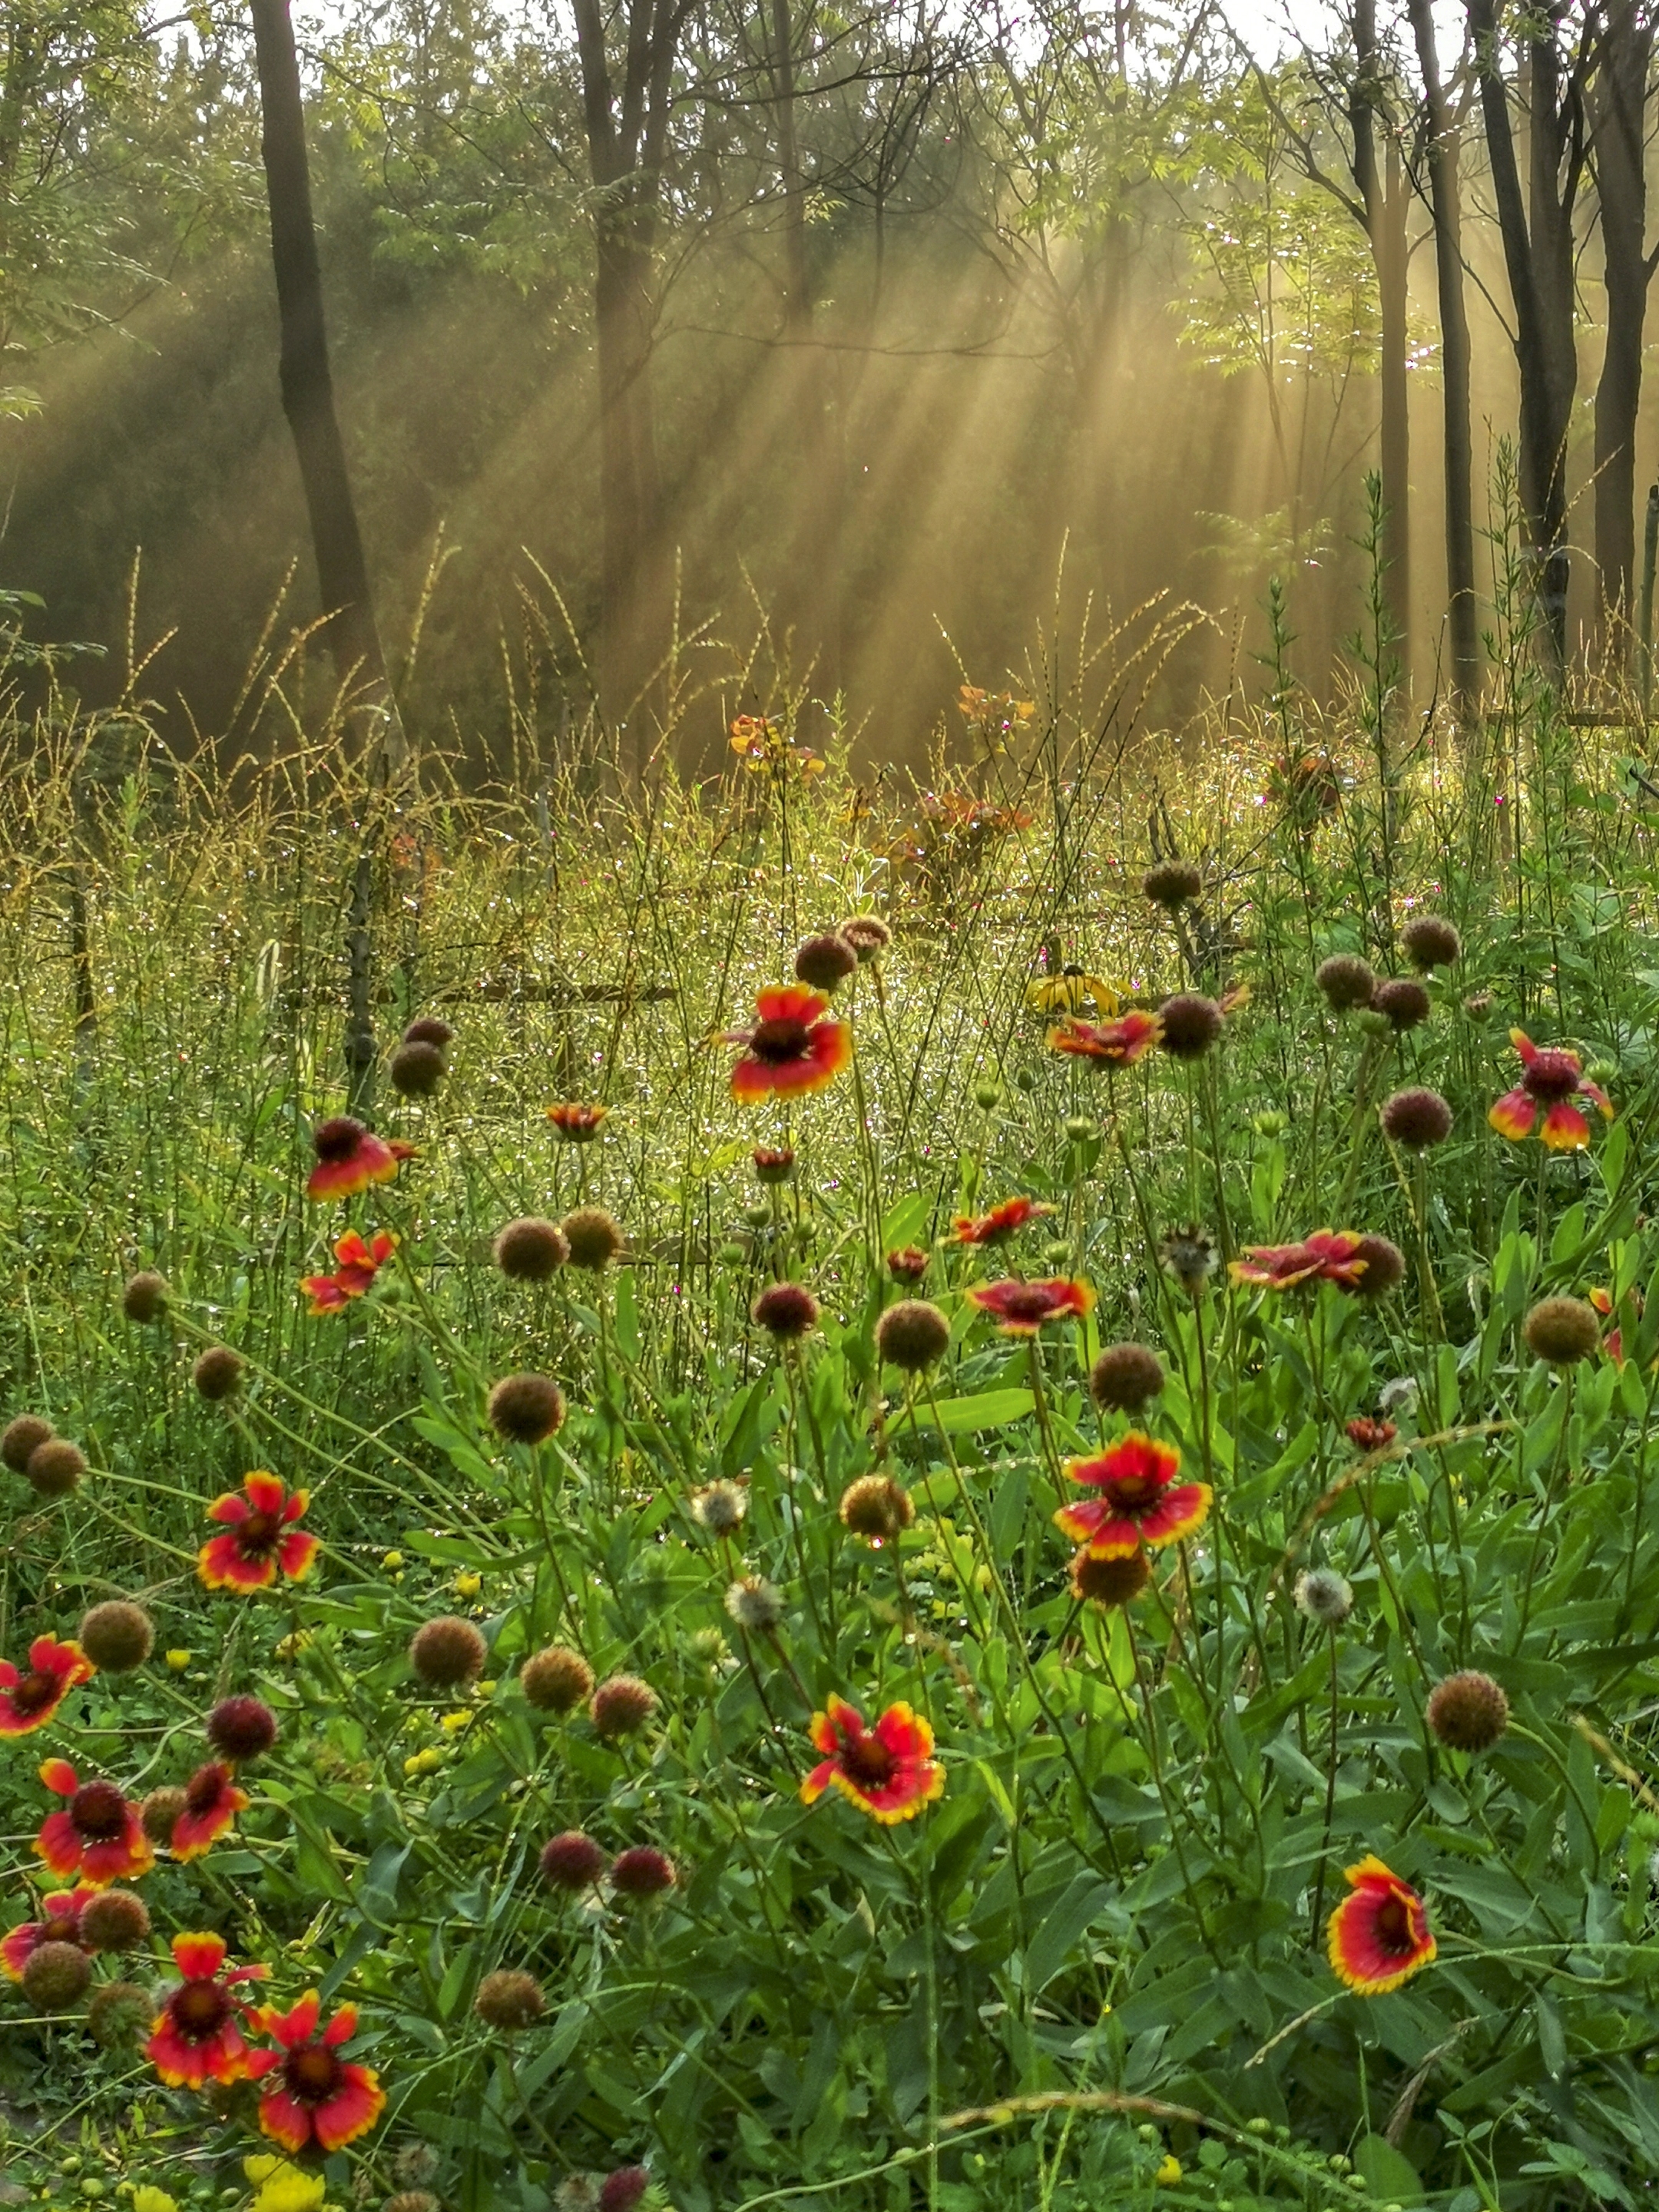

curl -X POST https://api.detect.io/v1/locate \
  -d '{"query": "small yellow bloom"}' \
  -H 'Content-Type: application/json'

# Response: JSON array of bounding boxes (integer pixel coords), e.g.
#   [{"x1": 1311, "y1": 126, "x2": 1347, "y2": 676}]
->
[
  {"x1": 478, "y1": 1678, "x2": 497, "y2": 1697},
  {"x1": 403, "y1": 1747, "x2": 443, "y2": 1776},
  {"x1": 132, "y1": 2190, "x2": 180, "y2": 2212},
  {"x1": 164, "y1": 1650, "x2": 190, "y2": 1673},
  {"x1": 382, "y1": 1551, "x2": 404, "y2": 1571},
  {"x1": 243, "y1": 2157, "x2": 327, "y2": 2212},
  {"x1": 274, "y1": 1628, "x2": 313, "y2": 1660},
  {"x1": 1155, "y1": 2155, "x2": 1182, "y2": 2186},
  {"x1": 452, "y1": 1571, "x2": 482, "y2": 1598},
  {"x1": 440, "y1": 1709, "x2": 473, "y2": 1734}
]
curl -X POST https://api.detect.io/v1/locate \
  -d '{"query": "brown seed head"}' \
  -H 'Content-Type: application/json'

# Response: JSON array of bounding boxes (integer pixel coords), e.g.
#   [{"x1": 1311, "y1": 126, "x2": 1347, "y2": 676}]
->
[
  {"x1": 141, "y1": 1786, "x2": 188, "y2": 1846},
  {"x1": 1427, "y1": 1669, "x2": 1509, "y2": 1753},
  {"x1": 410, "y1": 1616, "x2": 488, "y2": 1689},
  {"x1": 1142, "y1": 859, "x2": 1204, "y2": 911},
  {"x1": 752, "y1": 1282, "x2": 820, "y2": 1340},
  {"x1": 1372, "y1": 977, "x2": 1431, "y2": 1031},
  {"x1": 1314, "y1": 955, "x2": 1377, "y2": 1012},
  {"x1": 1346, "y1": 1234, "x2": 1406, "y2": 1300},
  {"x1": 493, "y1": 1218, "x2": 569, "y2": 1281},
  {"x1": 1381, "y1": 1088, "x2": 1453, "y2": 1149},
  {"x1": 875, "y1": 1299, "x2": 951, "y2": 1372},
  {"x1": 88, "y1": 1980, "x2": 152, "y2": 2049},
  {"x1": 1401, "y1": 915, "x2": 1462, "y2": 972},
  {"x1": 690, "y1": 1480, "x2": 747, "y2": 1535},
  {"x1": 610, "y1": 1845, "x2": 677, "y2": 1897},
  {"x1": 122, "y1": 1271, "x2": 169, "y2": 1324},
  {"x1": 839, "y1": 915, "x2": 892, "y2": 961},
  {"x1": 1157, "y1": 994, "x2": 1224, "y2": 1060},
  {"x1": 839, "y1": 1475, "x2": 915, "y2": 1545},
  {"x1": 78, "y1": 1887, "x2": 150, "y2": 1952},
  {"x1": 191, "y1": 1346, "x2": 246, "y2": 1402},
  {"x1": 207, "y1": 1694, "x2": 279, "y2": 1761},
  {"x1": 78, "y1": 1601, "x2": 154, "y2": 1673},
  {"x1": 540, "y1": 1830, "x2": 608, "y2": 1890},
  {"x1": 383, "y1": 2197, "x2": 442, "y2": 2212},
  {"x1": 1, "y1": 1415, "x2": 53, "y2": 1472},
  {"x1": 26, "y1": 1439, "x2": 85, "y2": 1497},
  {"x1": 522, "y1": 1646, "x2": 594, "y2": 1714},
  {"x1": 23, "y1": 1939, "x2": 91, "y2": 2010},
  {"x1": 1090, "y1": 1343, "x2": 1164, "y2": 1412},
  {"x1": 591, "y1": 1674, "x2": 657, "y2": 1739},
  {"x1": 1070, "y1": 1548, "x2": 1152, "y2": 1608},
  {"x1": 390, "y1": 1041, "x2": 447, "y2": 1097},
  {"x1": 402, "y1": 1016, "x2": 455, "y2": 1049},
  {"x1": 561, "y1": 1207, "x2": 624, "y2": 1270},
  {"x1": 1522, "y1": 1296, "x2": 1601, "y2": 1366},
  {"x1": 794, "y1": 932, "x2": 859, "y2": 992},
  {"x1": 488, "y1": 1373, "x2": 567, "y2": 1445},
  {"x1": 474, "y1": 1969, "x2": 545, "y2": 2031}
]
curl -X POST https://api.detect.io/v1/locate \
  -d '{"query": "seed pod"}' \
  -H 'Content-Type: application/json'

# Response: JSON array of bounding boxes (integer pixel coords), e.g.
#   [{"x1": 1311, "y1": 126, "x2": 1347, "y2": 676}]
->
[
  {"x1": 874, "y1": 1300, "x2": 951, "y2": 1371},
  {"x1": 522, "y1": 1645, "x2": 594, "y2": 1714},
  {"x1": 474, "y1": 1969, "x2": 545, "y2": 2030},
  {"x1": 1522, "y1": 1296, "x2": 1600, "y2": 1366},
  {"x1": 1090, "y1": 1343, "x2": 1164, "y2": 1412},
  {"x1": 493, "y1": 1219, "x2": 569, "y2": 1281},
  {"x1": 122, "y1": 1272, "x2": 169, "y2": 1323},
  {"x1": 1426, "y1": 1669, "x2": 1508, "y2": 1752},
  {"x1": 488, "y1": 1373, "x2": 566, "y2": 1444},
  {"x1": 191, "y1": 1346, "x2": 245, "y2": 1402},
  {"x1": 410, "y1": 1617, "x2": 488, "y2": 1689},
  {"x1": 78, "y1": 1601, "x2": 154, "y2": 1672}
]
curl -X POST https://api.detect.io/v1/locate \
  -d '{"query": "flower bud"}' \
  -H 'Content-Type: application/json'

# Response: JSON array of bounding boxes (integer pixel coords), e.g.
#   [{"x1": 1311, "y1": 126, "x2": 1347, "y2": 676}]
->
[
  {"x1": 973, "y1": 1079, "x2": 1004, "y2": 1111},
  {"x1": 599, "y1": 2171, "x2": 651, "y2": 2212},
  {"x1": 753, "y1": 1147, "x2": 795, "y2": 1184},
  {"x1": 886, "y1": 1246, "x2": 929, "y2": 1284}
]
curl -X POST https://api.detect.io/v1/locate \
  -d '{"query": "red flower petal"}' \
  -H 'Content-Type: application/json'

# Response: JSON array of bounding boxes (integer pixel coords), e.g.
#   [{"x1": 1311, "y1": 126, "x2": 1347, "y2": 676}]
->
[
  {"x1": 1488, "y1": 1087, "x2": 1536, "y2": 1140},
  {"x1": 1541, "y1": 1100, "x2": 1591, "y2": 1151},
  {"x1": 313, "y1": 2064, "x2": 386, "y2": 2151}
]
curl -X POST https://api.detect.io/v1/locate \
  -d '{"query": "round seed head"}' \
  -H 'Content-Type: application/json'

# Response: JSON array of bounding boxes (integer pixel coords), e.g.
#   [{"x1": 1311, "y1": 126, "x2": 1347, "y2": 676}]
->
[
  {"x1": 1381, "y1": 1087, "x2": 1453, "y2": 1149},
  {"x1": 556, "y1": 2184, "x2": 603, "y2": 2212},
  {"x1": 1070, "y1": 1548, "x2": 1152, "y2": 1608},
  {"x1": 78, "y1": 1887, "x2": 150, "y2": 1952},
  {"x1": 522, "y1": 1644, "x2": 595, "y2": 1714},
  {"x1": 1142, "y1": 859, "x2": 1204, "y2": 911},
  {"x1": 1347, "y1": 1235, "x2": 1405, "y2": 1300},
  {"x1": 1523, "y1": 1296, "x2": 1601, "y2": 1366},
  {"x1": 599, "y1": 2172, "x2": 651, "y2": 2212},
  {"x1": 26, "y1": 1439, "x2": 85, "y2": 1497},
  {"x1": 561, "y1": 1207, "x2": 624, "y2": 1270},
  {"x1": 1401, "y1": 915, "x2": 1462, "y2": 972},
  {"x1": 1090, "y1": 1343, "x2": 1164, "y2": 1412},
  {"x1": 591, "y1": 1674, "x2": 657, "y2": 1739},
  {"x1": 1157, "y1": 994, "x2": 1223, "y2": 1060},
  {"x1": 402, "y1": 1016, "x2": 455, "y2": 1049},
  {"x1": 838, "y1": 1474, "x2": 914, "y2": 1545},
  {"x1": 610, "y1": 1846, "x2": 677, "y2": 1897},
  {"x1": 2, "y1": 1415, "x2": 53, "y2": 1472},
  {"x1": 1427, "y1": 1669, "x2": 1509, "y2": 1752},
  {"x1": 207, "y1": 1694, "x2": 279, "y2": 1761},
  {"x1": 390, "y1": 1041, "x2": 447, "y2": 1097},
  {"x1": 78, "y1": 1601, "x2": 154, "y2": 1673},
  {"x1": 23, "y1": 1939, "x2": 91, "y2": 2010},
  {"x1": 122, "y1": 1272, "x2": 169, "y2": 1324},
  {"x1": 191, "y1": 1346, "x2": 245, "y2": 1402},
  {"x1": 393, "y1": 2145, "x2": 442, "y2": 2190},
  {"x1": 839, "y1": 915, "x2": 892, "y2": 961},
  {"x1": 794, "y1": 932, "x2": 858, "y2": 992},
  {"x1": 724, "y1": 1576, "x2": 784, "y2": 1631},
  {"x1": 410, "y1": 1616, "x2": 488, "y2": 1689},
  {"x1": 474, "y1": 1969, "x2": 545, "y2": 2031},
  {"x1": 1314, "y1": 955, "x2": 1377, "y2": 1012},
  {"x1": 88, "y1": 1980, "x2": 151, "y2": 2049},
  {"x1": 384, "y1": 2197, "x2": 441, "y2": 2212},
  {"x1": 690, "y1": 1480, "x2": 747, "y2": 1535},
  {"x1": 540, "y1": 1830, "x2": 608, "y2": 1890},
  {"x1": 493, "y1": 1218, "x2": 569, "y2": 1281},
  {"x1": 1293, "y1": 1568, "x2": 1353, "y2": 1627},
  {"x1": 141, "y1": 1786, "x2": 188, "y2": 1845},
  {"x1": 1372, "y1": 977, "x2": 1431, "y2": 1031},
  {"x1": 752, "y1": 1283, "x2": 819, "y2": 1340},
  {"x1": 875, "y1": 1299, "x2": 951, "y2": 1371},
  {"x1": 488, "y1": 1373, "x2": 566, "y2": 1444}
]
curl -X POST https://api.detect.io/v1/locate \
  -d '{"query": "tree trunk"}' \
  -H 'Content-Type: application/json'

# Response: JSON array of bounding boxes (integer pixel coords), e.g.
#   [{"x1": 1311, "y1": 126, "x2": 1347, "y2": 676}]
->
[
  {"x1": 249, "y1": 0, "x2": 406, "y2": 773},
  {"x1": 1350, "y1": 0, "x2": 1410, "y2": 660},
  {"x1": 1591, "y1": 0, "x2": 1654, "y2": 645},
  {"x1": 1407, "y1": 0, "x2": 1480, "y2": 714}
]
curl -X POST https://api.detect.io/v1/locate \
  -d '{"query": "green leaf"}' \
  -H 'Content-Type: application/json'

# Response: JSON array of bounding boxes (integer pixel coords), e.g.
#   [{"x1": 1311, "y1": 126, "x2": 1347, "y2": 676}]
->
[{"x1": 915, "y1": 1388, "x2": 1035, "y2": 1432}]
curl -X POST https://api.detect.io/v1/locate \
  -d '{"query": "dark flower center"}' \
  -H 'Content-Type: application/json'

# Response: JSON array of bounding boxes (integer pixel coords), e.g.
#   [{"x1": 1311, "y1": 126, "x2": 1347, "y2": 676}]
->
[
  {"x1": 41, "y1": 1916, "x2": 79, "y2": 1945},
  {"x1": 186, "y1": 1765, "x2": 229, "y2": 1814},
  {"x1": 840, "y1": 1733, "x2": 896, "y2": 1789},
  {"x1": 173, "y1": 1981, "x2": 231, "y2": 2038},
  {"x1": 749, "y1": 1016, "x2": 812, "y2": 1064},
  {"x1": 1104, "y1": 1473, "x2": 1162, "y2": 1512},
  {"x1": 1373, "y1": 1895, "x2": 1414, "y2": 1954},
  {"x1": 71, "y1": 1781, "x2": 127, "y2": 1840},
  {"x1": 286, "y1": 2044, "x2": 343, "y2": 2103},
  {"x1": 313, "y1": 1117, "x2": 366, "y2": 1161},
  {"x1": 1522, "y1": 1051, "x2": 1582, "y2": 1102},
  {"x1": 237, "y1": 1511, "x2": 282, "y2": 1555},
  {"x1": 1000, "y1": 1287, "x2": 1058, "y2": 1323},
  {"x1": 12, "y1": 1668, "x2": 61, "y2": 1717}
]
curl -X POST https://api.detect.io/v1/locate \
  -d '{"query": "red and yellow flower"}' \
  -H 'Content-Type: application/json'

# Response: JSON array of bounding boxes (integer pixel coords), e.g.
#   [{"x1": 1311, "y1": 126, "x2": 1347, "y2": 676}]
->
[
  {"x1": 1046, "y1": 1010, "x2": 1162, "y2": 1066},
  {"x1": 546, "y1": 1102, "x2": 609, "y2": 1141},
  {"x1": 248, "y1": 1992, "x2": 386, "y2": 2153},
  {"x1": 1327, "y1": 1856, "x2": 1436, "y2": 1994},
  {"x1": 2, "y1": 1887, "x2": 95, "y2": 1978},
  {"x1": 306, "y1": 1118, "x2": 416, "y2": 1203},
  {"x1": 145, "y1": 1932, "x2": 268, "y2": 2088},
  {"x1": 1489, "y1": 1030, "x2": 1613, "y2": 1151},
  {"x1": 35, "y1": 1762, "x2": 154, "y2": 1887},
  {"x1": 800, "y1": 1697, "x2": 944, "y2": 1824},
  {"x1": 198, "y1": 1472, "x2": 319, "y2": 1594},
  {"x1": 1588, "y1": 1286, "x2": 1649, "y2": 1366},
  {"x1": 966, "y1": 1277, "x2": 1095, "y2": 1335},
  {"x1": 1055, "y1": 1433, "x2": 1210, "y2": 1555},
  {"x1": 0, "y1": 1636, "x2": 93, "y2": 1737},
  {"x1": 724, "y1": 985, "x2": 851, "y2": 1103},
  {"x1": 171, "y1": 1762, "x2": 250, "y2": 1862},
  {"x1": 300, "y1": 1229, "x2": 396, "y2": 1315},
  {"x1": 1229, "y1": 1231, "x2": 1367, "y2": 1291},
  {"x1": 952, "y1": 1196, "x2": 1054, "y2": 1245}
]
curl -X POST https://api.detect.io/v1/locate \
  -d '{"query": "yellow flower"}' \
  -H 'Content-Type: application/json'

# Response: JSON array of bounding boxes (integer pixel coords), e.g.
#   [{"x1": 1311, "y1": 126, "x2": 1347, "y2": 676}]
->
[
  {"x1": 132, "y1": 2191, "x2": 180, "y2": 2212},
  {"x1": 1025, "y1": 969, "x2": 1127, "y2": 1018},
  {"x1": 164, "y1": 1650, "x2": 190, "y2": 1673},
  {"x1": 403, "y1": 1747, "x2": 443, "y2": 1776},
  {"x1": 243, "y1": 2157, "x2": 327, "y2": 2212},
  {"x1": 274, "y1": 1629, "x2": 312, "y2": 1661},
  {"x1": 1155, "y1": 2154, "x2": 1182, "y2": 2185},
  {"x1": 440, "y1": 1709, "x2": 473, "y2": 1734},
  {"x1": 452, "y1": 1571, "x2": 482, "y2": 1598},
  {"x1": 382, "y1": 1551, "x2": 404, "y2": 1571}
]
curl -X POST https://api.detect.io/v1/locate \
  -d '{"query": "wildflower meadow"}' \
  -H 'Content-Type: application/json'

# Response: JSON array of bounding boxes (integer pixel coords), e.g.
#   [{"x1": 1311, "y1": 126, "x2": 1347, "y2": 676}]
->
[{"x1": 8, "y1": 593, "x2": 1659, "y2": 2212}]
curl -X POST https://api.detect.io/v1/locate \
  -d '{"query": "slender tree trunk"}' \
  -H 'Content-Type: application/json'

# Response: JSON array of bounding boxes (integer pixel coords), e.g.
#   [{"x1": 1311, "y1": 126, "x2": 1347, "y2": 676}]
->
[
  {"x1": 1591, "y1": 0, "x2": 1654, "y2": 645},
  {"x1": 1407, "y1": 0, "x2": 1480, "y2": 714},
  {"x1": 249, "y1": 0, "x2": 406, "y2": 773},
  {"x1": 1351, "y1": 0, "x2": 1410, "y2": 658}
]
